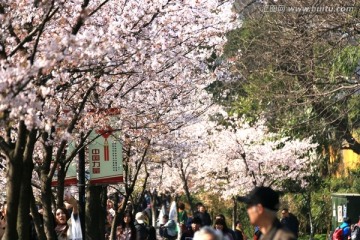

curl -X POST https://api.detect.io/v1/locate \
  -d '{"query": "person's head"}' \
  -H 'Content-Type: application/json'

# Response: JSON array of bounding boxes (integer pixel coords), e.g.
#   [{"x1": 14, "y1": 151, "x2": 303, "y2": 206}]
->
[
  {"x1": 235, "y1": 221, "x2": 242, "y2": 229},
  {"x1": 107, "y1": 199, "x2": 114, "y2": 209},
  {"x1": 214, "y1": 218, "x2": 228, "y2": 232},
  {"x1": 196, "y1": 202, "x2": 203, "y2": 211},
  {"x1": 135, "y1": 212, "x2": 145, "y2": 224},
  {"x1": 178, "y1": 202, "x2": 185, "y2": 211},
  {"x1": 193, "y1": 226, "x2": 223, "y2": 240},
  {"x1": 199, "y1": 205, "x2": 206, "y2": 213},
  {"x1": 163, "y1": 214, "x2": 169, "y2": 222},
  {"x1": 116, "y1": 225, "x2": 122, "y2": 235},
  {"x1": 191, "y1": 217, "x2": 202, "y2": 232},
  {"x1": 237, "y1": 186, "x2": 280, "y2": 226},
  {"x1": 351, "y1": 224, "x2": 356, "y2": 231},
  {"x1": 249, "y1": 206, "x2": 278, "y2": 228},
  {"x1": 281, "y1": 208, "x2": 289, "y2": 218},
  {"x1": 55, "y1": 207, "x2": 70, "y2": 225},
  {"x1": 123, "y1": 211, "x2": 133, "y2": 225},
  {"x1": 344, "y1": 217, "x2": 351, "y2": 225}
]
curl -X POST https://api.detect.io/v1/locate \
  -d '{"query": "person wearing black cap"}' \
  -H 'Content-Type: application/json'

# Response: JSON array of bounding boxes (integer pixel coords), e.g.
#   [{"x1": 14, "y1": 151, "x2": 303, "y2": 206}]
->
[
  {"x1": 180, "y1": 216, "x2": 202, "y2": 240},
  {"x1": 237, "y1": 186, "x2": 295, "y2": 240}
]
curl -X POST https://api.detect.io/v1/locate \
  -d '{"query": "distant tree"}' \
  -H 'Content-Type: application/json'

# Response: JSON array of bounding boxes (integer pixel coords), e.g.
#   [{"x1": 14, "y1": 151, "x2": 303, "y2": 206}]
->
[{"x1": 211, "y1": 0, "x2": 360, "y2": 175}]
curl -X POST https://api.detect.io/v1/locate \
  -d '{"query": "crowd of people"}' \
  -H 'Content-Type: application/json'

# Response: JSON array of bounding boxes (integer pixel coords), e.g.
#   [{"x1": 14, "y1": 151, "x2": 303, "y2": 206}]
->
[
  {"x1": 332, "y1": 216, "x2": 360, "y2": 240},
  {"x1": 7, "y1": 185, "x2": 353, "y2": 240},
  {"x1": 105, "y1": 186, "x2": 302, "y2": 240}
]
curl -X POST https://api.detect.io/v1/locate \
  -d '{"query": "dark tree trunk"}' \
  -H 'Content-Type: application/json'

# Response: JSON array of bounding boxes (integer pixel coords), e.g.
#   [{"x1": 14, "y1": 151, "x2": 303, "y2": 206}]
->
[
  {"x1": 16, "y1": 161, "x2": 33, "y2": 240},
  {"x1": 4, "y1": 155, "x2": 23, "y2": 240},
  {"x1": 41, "y1": 176, "x2": 57, "y2": 240},
  {"x1": 56, "y1": 163, "x2": 66, "y2": 209},
  {"x1": 17, "y1": 129, "x2": 37, "y2": 240},
  {"x1": 3, "y1": 121, "x2": 27, "y2": 240},
  {"x1": 232, "y1": 197, "x2": 237, "y2": 230},
  {"x1": 100, "y1": 186, "x2": 108, "y2": 240},
  {"x1": 30, "y1": 192, "x2": 46, "y2": 240},
  {"x1": 180, "y1": 167, "x2": 194, "y2": 215},
  {"x1": 86, "y1": 185, "x2": 107, "y2": 240}
]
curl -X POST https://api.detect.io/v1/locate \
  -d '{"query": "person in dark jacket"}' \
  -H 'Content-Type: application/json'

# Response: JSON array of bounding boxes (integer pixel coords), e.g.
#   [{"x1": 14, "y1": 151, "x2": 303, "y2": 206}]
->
[
  {"x1": 237, "y1": 186, "x2": 296, "y2": 240},
  {"x1": 194, "y1": 204, "x2": 212, "y2": 226},
  {"x1": 280, "y1": 208, "x2": 299, "y2": 239},
  {"x1": 181, "y1": 217, "x2": 202, "y2": 240},
  {"x1": 134, "y1": 212, "x2": 149, "y2": 240},
  {"x1": 235, "y1": 221, "x2": 245, "y2": 240}
]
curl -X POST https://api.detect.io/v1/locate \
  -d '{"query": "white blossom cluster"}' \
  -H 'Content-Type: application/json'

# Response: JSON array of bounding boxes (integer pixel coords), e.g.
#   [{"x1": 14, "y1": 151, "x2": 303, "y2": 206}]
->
[{"x1": 145, "y1": 105, "x2": 318, "y2": 200}]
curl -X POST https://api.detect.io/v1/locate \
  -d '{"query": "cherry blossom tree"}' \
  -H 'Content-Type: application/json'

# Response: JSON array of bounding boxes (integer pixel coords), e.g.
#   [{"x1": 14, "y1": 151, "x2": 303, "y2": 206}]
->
[
  {"x1": 145, "y1": 105, "x2": 318, "y2": 210},
  {"x1": 0, "y1": 0, "x2": 237, "y2": 239}
]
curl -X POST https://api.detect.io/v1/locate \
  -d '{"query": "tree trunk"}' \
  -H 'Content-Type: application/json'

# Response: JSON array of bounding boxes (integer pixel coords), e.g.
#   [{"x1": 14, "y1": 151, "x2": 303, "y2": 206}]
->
[
  {"x1": 100, "y1": 186, "x2": 108, "y2": 240},
  {"x1": 133, "y1": 169, "x2": 149, "y2": 213},
  {"x1": 307, "y1": 192, "x2": 314, "y2": 240},
  {"x1": 86, "y1": 185, "x2": 106, "y2": 240},
  {"x1": 16, "y1": 160, "x2": 33, "y2": 240},
  {"x1": 232, "y1": 197, "x2": 237, "y2": 230},
  {"x1": 30, "y1": 192, "x2": 46, "y2": 240},
  {"x1": 3, "y1": 121, "x2": 28, "y2": 240},
  {"x1": 150, "y1": 192, "x2": 157, "y2": 227},
  {"x1": 41, "y1": 176, "x2": 57, "y2": 240},
  {"x1": 56, "y1": 163, "x2": 66, "y2": 209},
  {"x1": 181, "y1": 173, "x2": 194, "y2": 215},
  {"x1": 3, "y1": 156, "x2": 23, "y2": 240},
  {"x1": 17, "y1": 129, "x2": 37, "y2": 240}
]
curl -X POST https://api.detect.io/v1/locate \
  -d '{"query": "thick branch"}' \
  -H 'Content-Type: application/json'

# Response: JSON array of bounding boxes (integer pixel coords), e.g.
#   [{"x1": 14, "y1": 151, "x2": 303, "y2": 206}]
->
[
  {"x1": 24, "y1": 129, "x2": 38, "y2": 163},
  {"x1": 13, "y1": 121, "x2": 27, "y2": 160},
  {"x1": 41, "y1": 130, "x2": 54, "y2": 181}
]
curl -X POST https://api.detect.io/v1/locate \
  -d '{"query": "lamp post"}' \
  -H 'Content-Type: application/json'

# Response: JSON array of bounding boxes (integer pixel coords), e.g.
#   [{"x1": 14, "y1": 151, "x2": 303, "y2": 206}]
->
[{"x1": 78, "y1": 134, "x2": 86, "y2": 238}]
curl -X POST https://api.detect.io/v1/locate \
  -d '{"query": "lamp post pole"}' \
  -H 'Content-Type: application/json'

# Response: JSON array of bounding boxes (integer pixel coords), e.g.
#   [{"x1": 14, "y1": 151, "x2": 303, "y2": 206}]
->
[{"x1": 78, "y1": 134, "x2": 86, "y2": 237}]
